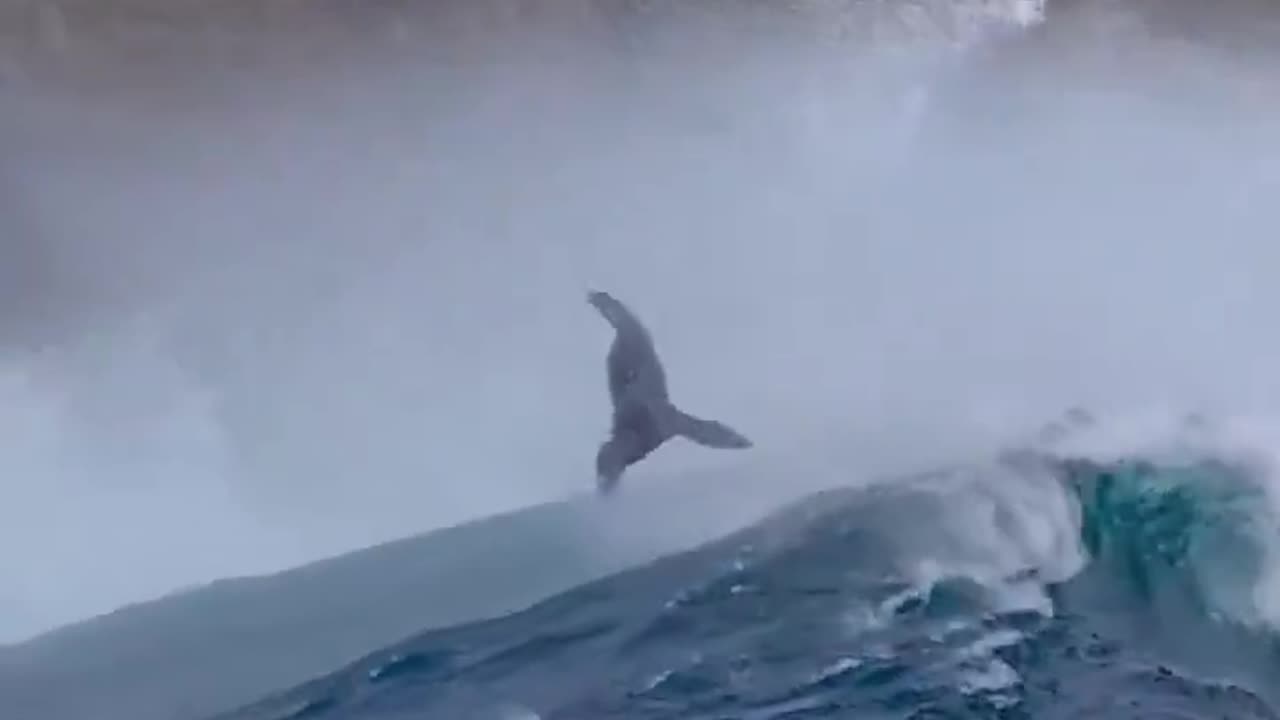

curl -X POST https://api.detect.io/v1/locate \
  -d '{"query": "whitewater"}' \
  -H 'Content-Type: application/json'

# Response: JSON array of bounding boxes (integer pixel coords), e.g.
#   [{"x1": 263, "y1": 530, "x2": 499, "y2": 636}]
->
[{"x1": 3, "y1": 0, "x2": 1280, "y2": 719}]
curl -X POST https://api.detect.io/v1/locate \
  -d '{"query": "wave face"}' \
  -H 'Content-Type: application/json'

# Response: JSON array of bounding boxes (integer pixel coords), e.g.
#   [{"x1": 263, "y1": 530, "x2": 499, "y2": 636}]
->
[{"x1": 217, "y1": 427, "x2": 1280, "y2": 719}]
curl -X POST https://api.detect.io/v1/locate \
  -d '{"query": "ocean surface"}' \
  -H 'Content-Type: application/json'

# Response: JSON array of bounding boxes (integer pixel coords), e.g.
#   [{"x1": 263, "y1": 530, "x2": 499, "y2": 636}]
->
[{"x1": 215, "y1": 417, "x2": 1280, "y2": 719}]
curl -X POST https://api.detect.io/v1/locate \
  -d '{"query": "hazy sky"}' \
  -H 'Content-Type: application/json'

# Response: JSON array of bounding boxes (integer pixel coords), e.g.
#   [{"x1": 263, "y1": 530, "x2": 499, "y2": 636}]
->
[{"x1": 2, "y1": 0, "x2": 1279, "y2": 643}]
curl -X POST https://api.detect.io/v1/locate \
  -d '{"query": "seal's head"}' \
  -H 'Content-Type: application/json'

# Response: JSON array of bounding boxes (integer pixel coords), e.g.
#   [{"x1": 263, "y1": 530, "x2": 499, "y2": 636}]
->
[{"x1": 587, "y1": 290, "x2": 627, "y2": 327}]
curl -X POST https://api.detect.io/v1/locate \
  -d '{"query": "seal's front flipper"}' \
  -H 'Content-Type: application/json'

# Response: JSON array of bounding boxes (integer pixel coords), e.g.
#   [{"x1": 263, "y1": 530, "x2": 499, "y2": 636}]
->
[{"x1": 662, "y1": 407, "x2": 753, "y2": 450}]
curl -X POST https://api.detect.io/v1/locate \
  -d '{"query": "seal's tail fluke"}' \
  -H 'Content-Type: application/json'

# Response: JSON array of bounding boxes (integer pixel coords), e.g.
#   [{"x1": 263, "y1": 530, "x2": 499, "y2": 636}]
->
[{"x1": 663, "y1": 407, "x2": 753, "y2": 450}]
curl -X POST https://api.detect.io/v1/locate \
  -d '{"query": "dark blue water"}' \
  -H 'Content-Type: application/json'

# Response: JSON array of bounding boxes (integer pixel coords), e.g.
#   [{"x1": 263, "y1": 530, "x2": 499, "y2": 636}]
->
[{"x1": 216, "y1": 443, "x2": 1280, "y2": 720}]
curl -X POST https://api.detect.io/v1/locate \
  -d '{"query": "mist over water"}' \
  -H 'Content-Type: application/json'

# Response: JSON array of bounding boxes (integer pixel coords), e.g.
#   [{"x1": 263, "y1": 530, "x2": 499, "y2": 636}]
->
[{"x1": 2, "y1": 0, "x2": 1278, "y2": 643}]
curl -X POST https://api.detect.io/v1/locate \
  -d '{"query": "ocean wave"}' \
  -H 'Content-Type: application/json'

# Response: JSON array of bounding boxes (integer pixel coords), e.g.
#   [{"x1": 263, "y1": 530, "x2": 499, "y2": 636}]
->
[{"x1": 215, "y1": 414, "x2": 1280, "y2": 719}]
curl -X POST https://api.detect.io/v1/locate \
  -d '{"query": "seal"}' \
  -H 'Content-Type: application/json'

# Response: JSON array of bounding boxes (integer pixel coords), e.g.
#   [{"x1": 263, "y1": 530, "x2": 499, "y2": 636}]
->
[{"x1": 587, "y1": 290, "x2": 752, "y2": 494}]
